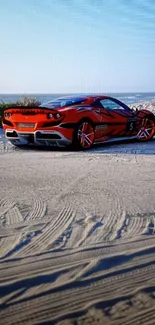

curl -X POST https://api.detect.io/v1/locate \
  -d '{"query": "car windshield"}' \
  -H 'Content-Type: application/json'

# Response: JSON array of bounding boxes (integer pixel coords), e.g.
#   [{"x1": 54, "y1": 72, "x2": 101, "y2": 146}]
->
[{"x1": 40, "y1": 97, "x2": 87, "y2": 109}]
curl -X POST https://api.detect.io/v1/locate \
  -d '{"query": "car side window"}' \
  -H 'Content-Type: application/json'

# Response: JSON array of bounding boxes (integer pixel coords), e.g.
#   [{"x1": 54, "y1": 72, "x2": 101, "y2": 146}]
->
[{"x1": 100, "y1": 99, "x2": 126, "y2": 111}]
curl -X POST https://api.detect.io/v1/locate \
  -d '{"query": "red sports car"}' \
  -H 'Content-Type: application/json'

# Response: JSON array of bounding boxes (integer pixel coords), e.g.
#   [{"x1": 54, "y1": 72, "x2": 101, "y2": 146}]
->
[{"x1": 2, "y1": 95, "x2": 155, "y2": 150}]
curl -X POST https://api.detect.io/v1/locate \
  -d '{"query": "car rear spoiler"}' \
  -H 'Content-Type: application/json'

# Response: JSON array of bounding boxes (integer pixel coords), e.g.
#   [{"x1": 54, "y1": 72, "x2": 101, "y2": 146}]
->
[{"x1": 3, "y1": 106, "x2": 59, "y2": 113}]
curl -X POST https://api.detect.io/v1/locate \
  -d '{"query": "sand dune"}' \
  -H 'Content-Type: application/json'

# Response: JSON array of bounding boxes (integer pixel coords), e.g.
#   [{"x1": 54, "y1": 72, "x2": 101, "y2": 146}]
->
[{"x1": 1, "y1": 101, "x2": 155, "y2": 324}]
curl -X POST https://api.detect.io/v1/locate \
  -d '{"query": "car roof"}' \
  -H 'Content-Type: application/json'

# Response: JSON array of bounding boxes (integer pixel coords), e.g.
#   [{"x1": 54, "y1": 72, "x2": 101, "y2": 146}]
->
[{"x1": 40, "y1": 95, "x2": 116, "y2": 108}]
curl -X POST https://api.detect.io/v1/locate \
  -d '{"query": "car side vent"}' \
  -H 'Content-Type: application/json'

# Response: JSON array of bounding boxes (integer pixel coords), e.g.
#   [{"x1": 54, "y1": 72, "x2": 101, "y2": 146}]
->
[{"x1": 2, "y1": 118, "x2": 13, "y2": 127}]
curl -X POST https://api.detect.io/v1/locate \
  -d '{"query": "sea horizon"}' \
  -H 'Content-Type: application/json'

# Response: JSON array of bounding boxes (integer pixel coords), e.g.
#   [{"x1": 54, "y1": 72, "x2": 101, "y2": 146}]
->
[{"x1": 0, "y1": 92, "x2": 155, "y2": 106}]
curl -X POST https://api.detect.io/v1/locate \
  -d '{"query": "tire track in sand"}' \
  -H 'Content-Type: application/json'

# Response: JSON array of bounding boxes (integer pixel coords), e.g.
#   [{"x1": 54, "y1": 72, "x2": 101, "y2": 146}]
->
[
  {"x1": 16, "y1": 205, "x2": 76, "y2": 256},
  {"x1": 0, "y1": 197, "x2": 47, "y2": 259}
]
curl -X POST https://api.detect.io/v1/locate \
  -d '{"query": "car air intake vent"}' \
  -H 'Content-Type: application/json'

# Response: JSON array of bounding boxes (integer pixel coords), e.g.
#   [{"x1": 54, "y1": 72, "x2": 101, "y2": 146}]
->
[
  {"x1": 36, "y1": 133, "x2": 61, "y2": 140},
  {"x1": 6, "y1": 131, "x2": 18, "y2": 138},
  {"x1": 20, "y1": 134, "x2": 35, "y2": 142}
]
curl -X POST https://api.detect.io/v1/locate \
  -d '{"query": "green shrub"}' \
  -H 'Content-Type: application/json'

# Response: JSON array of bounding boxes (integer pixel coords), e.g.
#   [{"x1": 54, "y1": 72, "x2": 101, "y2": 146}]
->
[
  {"x1": 0, "y1": 96, "x2": 41, "y2": 127},
  {"x1": 12, "y1": 96, "x2": 41, "y2": 107}
]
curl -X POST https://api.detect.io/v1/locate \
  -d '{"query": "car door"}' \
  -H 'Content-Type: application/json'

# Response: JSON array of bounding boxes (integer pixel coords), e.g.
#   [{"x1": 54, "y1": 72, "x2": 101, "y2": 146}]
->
[{"x1": 94, "y1": 98, "x2": 136, "y2": 139}]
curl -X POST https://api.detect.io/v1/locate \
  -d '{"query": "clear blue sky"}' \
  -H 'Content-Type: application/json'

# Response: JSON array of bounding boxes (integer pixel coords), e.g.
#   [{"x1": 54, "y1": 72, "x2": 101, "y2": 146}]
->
[{"x1": 0, "y1": 0, "x2": 155, "y2": 93}]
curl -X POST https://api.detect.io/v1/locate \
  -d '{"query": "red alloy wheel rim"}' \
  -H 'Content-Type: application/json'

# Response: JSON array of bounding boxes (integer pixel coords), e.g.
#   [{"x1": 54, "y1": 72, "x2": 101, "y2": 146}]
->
[
  {"x1": 138, "y1": 118, "x2": 155, "y2": 141},
  {"x1": 77, "y1": 122, "x2": 95, "y2": 148}
]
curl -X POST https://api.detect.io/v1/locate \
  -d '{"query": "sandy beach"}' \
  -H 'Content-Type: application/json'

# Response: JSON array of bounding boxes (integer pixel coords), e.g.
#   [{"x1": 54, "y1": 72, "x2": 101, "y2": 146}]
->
[{"x1": 1, "y1": 100, "x2": 155, "y2": 325}]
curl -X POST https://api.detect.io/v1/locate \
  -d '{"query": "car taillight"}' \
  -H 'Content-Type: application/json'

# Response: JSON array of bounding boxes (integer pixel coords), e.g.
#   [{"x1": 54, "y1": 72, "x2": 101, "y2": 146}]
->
[
  {"x1": 47, "y1": 113, "x2": 61, "y2": 119},
  {"x1": 47, "y1": 113, "x2": 53, "y2": 119},
  {"x1": 4, "y1": 112, "x2": 12, "y2": 118},
  {"x1": 55, "y1": 113, "x2": 61, "y2": 119}
]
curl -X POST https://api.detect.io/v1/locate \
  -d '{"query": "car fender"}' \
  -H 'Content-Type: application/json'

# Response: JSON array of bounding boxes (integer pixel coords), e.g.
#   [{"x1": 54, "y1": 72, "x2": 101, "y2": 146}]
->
[{"x1": 138, "y1": 109, "x2": 155, "y2": 123}]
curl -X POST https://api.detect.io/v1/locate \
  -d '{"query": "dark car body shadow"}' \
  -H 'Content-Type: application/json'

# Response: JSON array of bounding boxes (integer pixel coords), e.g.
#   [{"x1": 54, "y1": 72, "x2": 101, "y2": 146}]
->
[{"x1": 11, "y1": 137, "x2": 155, "y2": 155}]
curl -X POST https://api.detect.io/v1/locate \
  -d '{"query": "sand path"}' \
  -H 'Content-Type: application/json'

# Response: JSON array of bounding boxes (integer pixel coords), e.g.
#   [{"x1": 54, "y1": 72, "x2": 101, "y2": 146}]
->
[{"x1": 1, "y1": 129, "x2": 155, "y2": 324}]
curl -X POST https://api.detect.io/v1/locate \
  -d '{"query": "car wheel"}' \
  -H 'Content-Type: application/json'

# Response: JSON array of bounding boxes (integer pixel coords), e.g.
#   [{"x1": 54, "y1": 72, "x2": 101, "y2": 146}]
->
[
  {"x1": 137, "y1": 118, "x2": 155, "y2": 142},
  {"x1": 73, "y1": 120, "x2": 95, "y2": 150}
]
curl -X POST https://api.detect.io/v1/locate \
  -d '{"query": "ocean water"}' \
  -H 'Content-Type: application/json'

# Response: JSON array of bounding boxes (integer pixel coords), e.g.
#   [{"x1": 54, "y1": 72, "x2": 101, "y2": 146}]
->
[{"x1": 0, "y1": 92, "x2": 155, "y2": 106}]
